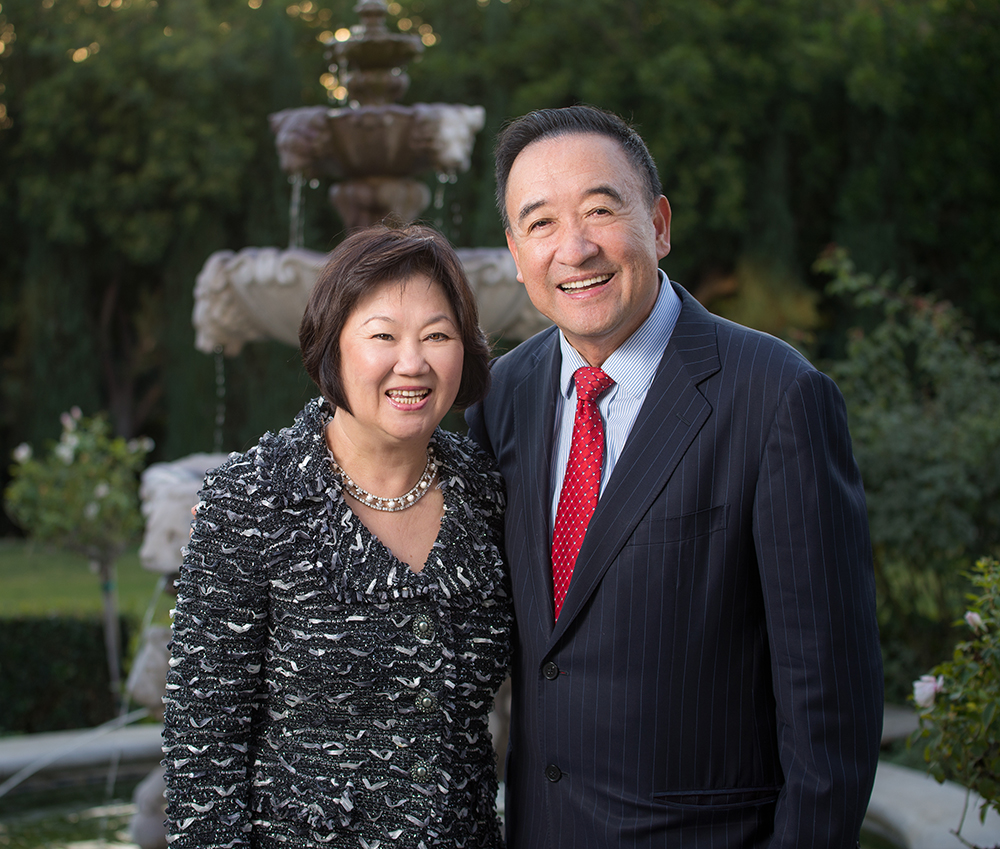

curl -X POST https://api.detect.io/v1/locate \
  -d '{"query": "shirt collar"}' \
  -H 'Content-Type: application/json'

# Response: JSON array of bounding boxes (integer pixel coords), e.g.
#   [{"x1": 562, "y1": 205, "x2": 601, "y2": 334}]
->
[{"x1": 558, "y1": 270, "x2": 681, "y2": 399}]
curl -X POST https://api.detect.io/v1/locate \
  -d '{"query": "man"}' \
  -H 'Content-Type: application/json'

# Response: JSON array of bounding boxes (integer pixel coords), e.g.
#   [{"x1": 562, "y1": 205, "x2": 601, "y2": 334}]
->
[{"x1": 466, "y1": 105, "x2": 883, "y2": 848}]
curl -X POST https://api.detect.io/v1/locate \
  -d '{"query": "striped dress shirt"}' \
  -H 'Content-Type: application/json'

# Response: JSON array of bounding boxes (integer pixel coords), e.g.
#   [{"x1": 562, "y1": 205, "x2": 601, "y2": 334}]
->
[{"x1": 550, "y1": 270, "x2": 682, "y2": 529}]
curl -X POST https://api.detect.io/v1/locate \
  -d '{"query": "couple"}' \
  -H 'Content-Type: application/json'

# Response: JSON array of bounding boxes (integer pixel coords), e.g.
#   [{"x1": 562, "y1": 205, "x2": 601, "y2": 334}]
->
[{"x1": 163, "y1": 106, "x2": 883, "y2": 848}]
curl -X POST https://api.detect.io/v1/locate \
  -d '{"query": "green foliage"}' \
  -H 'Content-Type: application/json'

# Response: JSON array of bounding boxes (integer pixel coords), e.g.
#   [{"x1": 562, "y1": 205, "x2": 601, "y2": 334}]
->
[
  {"x1": 407, "y1": 0, "x2": 1000, "y2": 338},
  {"x1": 912, "y1": 558, "x2": 1000, "y2": 826},
  {"x1": 0, "y1": 614, "x2": 135, "y2": 734},
  {"x1": 0, "y1": 0, "x2": 328, "y2": 510},
  {"x1": 4, "y1": 408, "x2": 151, "y2": 563},
  {"x1": 817, "y1": 248, "x2": 1000, "y2": 699},
  {"x1": 1, "y1": 0, "x2": 998, "y2": 531}
]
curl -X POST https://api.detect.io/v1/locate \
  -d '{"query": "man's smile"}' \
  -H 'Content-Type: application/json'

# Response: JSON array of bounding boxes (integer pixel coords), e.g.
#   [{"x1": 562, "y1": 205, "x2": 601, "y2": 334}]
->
[{"x1": 558, "y1": 273, "x2": 613, "y2": 293}]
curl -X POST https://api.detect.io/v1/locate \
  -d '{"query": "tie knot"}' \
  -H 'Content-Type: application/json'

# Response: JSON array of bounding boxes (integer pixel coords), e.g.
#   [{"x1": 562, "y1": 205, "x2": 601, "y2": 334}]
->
[{"x1": 574, "y1": 367, "x2": 614, "y2": 403}]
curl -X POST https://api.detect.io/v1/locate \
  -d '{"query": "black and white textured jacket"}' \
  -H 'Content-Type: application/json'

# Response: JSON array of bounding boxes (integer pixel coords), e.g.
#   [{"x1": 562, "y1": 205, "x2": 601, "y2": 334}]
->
[{"x1": 162, "y1": 398, "x2": 512, "y2": 849}]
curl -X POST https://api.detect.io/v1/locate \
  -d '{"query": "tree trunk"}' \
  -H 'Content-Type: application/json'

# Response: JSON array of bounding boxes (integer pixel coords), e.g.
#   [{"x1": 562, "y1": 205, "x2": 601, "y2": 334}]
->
[{"x1": 95, "y1": 556, "x2": 122, "y2": 710}]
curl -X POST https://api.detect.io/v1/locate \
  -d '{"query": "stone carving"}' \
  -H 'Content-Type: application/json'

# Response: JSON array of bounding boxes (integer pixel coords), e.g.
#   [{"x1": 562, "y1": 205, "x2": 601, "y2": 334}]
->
[
  {"x1": 456, "y1": 247, "x2": 550, "y2": 342},
  {"x1": 271, "y1": 103, "x2": 485, "y2": 181},
  {"x1": 269, "y1": 106, "x2": 332, "y2": 177},
  {"x1": 192, "y1": 246, "x2": 549, "y2": 355},
  {"x1": 125, "y1": 626, "x2": 172, "y2": 723},
  {"x1": 138, "y1": 453, "x2": 231, "y2": 573},
  {"x1": 192, "y1": 248, "x2": 325, "y2": 356},
  {"x1": 270, "y1": 102, "x2": 486, "y2": 229},
  {"x1": 129, "y1": 767, "x2": 168, "y2": 849},
  {"x1": 124, "y1": 625, "x2": 173, "y2": 849},
  {"x1": 411, "y1": 103, "x2": 486, "y2": 176},
  {"x1": 328, "y1": 175, "x2": 432, "y2": 232},
  {"x1": 268, "y1": 1, "x2": 483, "y2": 229}
]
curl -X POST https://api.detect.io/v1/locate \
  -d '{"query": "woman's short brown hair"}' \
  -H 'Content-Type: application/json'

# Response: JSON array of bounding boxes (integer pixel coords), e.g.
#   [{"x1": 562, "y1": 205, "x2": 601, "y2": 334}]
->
[{"x1": 299, "y1": 223, "x2": 491, "y2": 414}]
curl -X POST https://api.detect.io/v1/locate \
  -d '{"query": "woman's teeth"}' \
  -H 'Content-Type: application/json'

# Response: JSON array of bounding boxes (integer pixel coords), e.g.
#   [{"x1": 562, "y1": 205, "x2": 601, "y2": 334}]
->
[{"x1": 387, "y1": 389, "x2": 429, "y2": 405}]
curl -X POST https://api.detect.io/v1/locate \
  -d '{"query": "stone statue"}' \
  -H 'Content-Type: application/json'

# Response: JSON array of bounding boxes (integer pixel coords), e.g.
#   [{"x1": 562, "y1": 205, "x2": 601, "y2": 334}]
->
[
  {"x1": 139, "y1": 453, "x2": 233, "y2": 571},
  {"x1": 129, "y1": 455, "x2": 231, "y2": 849}
]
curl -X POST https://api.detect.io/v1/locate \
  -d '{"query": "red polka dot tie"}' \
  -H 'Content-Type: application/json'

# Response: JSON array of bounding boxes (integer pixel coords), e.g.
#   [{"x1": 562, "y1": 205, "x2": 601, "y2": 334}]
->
[{"x1": 551, "y1": 367, "x2": 614, "y2": 620}]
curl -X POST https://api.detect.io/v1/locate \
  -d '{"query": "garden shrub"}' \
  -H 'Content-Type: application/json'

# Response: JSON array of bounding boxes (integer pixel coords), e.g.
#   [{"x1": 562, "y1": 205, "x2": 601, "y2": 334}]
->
[
  {"x1": 818, "y1": 248, "x2": 1000, "y2": 702},
  {"x1": 913, "y1": 557, "x2": 1000, "y2": 831},
  {"x1": 0, "y1": 614, "x2": 135, "y2": 735}
]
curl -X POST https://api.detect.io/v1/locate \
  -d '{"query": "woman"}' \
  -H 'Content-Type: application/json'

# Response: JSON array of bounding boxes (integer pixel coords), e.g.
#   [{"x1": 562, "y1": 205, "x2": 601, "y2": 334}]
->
[{"x1": 162, "y1": 224, "x2": 512, "y2": 848}]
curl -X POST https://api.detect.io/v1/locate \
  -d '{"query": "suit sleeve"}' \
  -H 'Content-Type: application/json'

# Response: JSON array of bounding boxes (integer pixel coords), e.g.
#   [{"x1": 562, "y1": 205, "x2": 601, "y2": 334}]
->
[
  {"x1": 162, "y1": 457, "x2": 268, "y2": 847},
  {"x1": 753, "y1": 368, "x2": 883, "y2": 848},
  {"x1": 465, "y1": 400, "x2": 496, "y2": 459}
]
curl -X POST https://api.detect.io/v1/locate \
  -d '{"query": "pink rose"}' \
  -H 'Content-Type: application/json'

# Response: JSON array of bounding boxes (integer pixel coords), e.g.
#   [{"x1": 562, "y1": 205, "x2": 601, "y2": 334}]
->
[
  {"x1": 965, "y1": 610, "x2": 985, "y2": 632},
  {"x1": 913, "y1": 674, "x2": 943, "y2": 709}
]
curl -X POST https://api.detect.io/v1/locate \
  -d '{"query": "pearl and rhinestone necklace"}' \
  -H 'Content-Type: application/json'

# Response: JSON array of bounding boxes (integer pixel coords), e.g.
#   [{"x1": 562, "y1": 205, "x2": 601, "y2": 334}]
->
[{"x1": 331, "y1": 448, "x2": 438, "y2": 513}]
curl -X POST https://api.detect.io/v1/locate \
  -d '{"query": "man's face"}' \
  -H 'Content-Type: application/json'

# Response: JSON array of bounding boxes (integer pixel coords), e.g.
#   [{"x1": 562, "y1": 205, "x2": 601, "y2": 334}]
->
[{"x1": 504, "y1": 132, "x2": 671, "y2": 366}]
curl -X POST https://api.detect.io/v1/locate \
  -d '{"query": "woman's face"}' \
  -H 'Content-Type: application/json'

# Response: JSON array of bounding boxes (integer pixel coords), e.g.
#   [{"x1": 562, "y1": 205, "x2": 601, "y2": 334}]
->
[{"x1": 336, "y1": 274, "x2": 465, "y2": 447}]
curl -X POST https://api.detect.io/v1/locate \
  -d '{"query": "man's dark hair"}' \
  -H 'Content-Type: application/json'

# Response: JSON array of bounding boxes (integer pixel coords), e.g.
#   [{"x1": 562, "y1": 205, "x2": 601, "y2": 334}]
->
[
  {"x1": 299, "y1": 223, "x2": 491, "y2": 414},
  {"x1": 494, "y1": 105, "x2": 663, "y2": 230}
]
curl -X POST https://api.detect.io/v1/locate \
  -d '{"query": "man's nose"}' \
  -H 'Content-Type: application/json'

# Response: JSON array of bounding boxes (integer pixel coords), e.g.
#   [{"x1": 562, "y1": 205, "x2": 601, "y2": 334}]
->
[{"x1": 554, "y1": 221, "x2": 600, "y2": 266}]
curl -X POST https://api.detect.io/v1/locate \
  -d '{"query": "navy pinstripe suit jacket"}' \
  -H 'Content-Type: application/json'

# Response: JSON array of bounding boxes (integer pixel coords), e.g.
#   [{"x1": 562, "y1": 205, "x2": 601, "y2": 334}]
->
[{"x1": 466, "y1": 282, "x2": 883, "y2": 848}]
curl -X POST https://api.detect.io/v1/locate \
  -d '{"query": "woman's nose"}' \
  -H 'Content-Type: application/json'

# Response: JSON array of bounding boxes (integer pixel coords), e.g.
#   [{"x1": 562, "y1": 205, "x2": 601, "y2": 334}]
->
[{"x1": 394, "y1": 340, "x2": 430, "y2": 374}]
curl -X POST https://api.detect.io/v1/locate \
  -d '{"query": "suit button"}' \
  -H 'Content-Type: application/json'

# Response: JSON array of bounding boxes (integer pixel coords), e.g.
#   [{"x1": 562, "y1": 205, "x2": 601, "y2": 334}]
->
[
  {"x1": 542, "y1": 661, "x2": 560, "y2": 680},
  {"x1": 544, "y1": 764, "x2": 562, "y2": 782}
]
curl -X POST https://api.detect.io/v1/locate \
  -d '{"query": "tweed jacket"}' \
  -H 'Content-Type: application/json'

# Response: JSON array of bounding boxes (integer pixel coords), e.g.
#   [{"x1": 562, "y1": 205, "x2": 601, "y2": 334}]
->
[{"x1": 163, "y1": 398, "x2": 512, "y2": 849}]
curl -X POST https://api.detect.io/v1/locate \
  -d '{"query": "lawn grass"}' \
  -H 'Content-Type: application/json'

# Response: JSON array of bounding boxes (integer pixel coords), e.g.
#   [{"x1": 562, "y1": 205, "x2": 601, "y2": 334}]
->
[{"x1": 0, "y1": 538, "x2": 171, "y2": 622}]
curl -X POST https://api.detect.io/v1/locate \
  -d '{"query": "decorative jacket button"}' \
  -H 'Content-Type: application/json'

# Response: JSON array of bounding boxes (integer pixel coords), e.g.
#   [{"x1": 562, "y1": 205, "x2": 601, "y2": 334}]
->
[
  {"x1": 413, "y1": 614, "x2": 435, "y2": 641},
  {"x1": 542, "y1": 661, "x2": 560, "y2": 680},
  {"x1": 545, "y1": 764, "x2": 562, "y2": 782},
  {"x1": 416, "y1": 689, "x2": 437, "y2": 712},
  {"x1": 411, "y1": 761, "x2": 431, "y2": 782}
]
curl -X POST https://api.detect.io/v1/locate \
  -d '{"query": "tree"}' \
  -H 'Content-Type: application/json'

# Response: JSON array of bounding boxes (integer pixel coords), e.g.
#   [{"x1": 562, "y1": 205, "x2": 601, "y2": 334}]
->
[
  {"x1": 0, "y1": 0, "x2": 333, "y2": 529},
  {"x1": 404, "y1": 0, "x2": 1000, "y2": 336}
]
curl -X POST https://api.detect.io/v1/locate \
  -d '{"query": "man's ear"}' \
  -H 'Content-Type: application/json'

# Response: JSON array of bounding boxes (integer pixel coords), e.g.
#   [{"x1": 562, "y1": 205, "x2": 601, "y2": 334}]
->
[{"x1": 654, "y1": 195, "x2": 671, "y2": 260}]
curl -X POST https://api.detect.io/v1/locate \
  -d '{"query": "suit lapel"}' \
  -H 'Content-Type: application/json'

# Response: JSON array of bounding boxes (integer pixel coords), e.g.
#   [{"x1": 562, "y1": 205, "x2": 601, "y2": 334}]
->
[
  {"x1": 551, "y1": 287, "x2": 722, "y2": 643},
  {"x1": 512, "y1": 334, "x2": 561, "y2": 637}
]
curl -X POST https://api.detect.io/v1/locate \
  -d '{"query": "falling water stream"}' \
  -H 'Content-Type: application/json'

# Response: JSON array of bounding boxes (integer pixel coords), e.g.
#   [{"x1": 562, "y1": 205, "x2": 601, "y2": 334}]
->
[
  {"x1": 288, "y1": 172, "x2": 306, "y2": 249},
  {"x1": 213, "y1": 346, "x2": 226, "y2": 454}
]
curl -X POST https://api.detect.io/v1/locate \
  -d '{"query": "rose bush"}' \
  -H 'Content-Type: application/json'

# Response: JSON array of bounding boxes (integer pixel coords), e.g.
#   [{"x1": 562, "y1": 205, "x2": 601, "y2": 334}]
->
[
  {"x1": 912, "y1": 557, "x2": 1000, "y2": 829},
  {"x1": 4, "y1": 409, "x2": 153, "y2": 701}
]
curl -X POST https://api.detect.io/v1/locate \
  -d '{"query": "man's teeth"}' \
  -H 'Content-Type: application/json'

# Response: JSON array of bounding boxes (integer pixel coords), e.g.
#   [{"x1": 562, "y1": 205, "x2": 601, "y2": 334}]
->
[
  {"x1": 560, "y1": 275, "x2": 612, "y2": 291},
  {"x1": 388, "y1": 389, "x2": 429, "y2": 405}
]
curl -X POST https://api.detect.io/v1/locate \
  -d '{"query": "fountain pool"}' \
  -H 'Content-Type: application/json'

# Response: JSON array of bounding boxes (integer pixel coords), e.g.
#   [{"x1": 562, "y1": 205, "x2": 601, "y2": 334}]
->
[{"x1": 0, "y1": 779, "x2": 141, "y2": 849}]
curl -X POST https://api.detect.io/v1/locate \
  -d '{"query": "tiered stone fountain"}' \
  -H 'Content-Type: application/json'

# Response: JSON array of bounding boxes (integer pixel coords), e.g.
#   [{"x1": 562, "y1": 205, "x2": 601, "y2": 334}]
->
[{"x1": 192, "y1": 0, "x2": 548, "y2": 357}]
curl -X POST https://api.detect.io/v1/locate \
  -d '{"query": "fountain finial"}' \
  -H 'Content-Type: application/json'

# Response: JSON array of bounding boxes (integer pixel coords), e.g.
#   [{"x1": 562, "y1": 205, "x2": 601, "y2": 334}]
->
[
  {"x1": 334, "y1": 0, "x2": 423, "y2": 106},
  {"x1": 268, "y1": 0, "x2": 484, "y2": 231}
]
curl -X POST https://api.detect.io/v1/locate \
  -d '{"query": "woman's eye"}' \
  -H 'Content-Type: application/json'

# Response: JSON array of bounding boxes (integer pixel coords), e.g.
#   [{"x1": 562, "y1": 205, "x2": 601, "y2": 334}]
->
[
  {"x1": 426, "y1": 332, "x2": 450, "y2": 341},
  {"x1": 373, "y1": 333, "x2": 393, "y2": 341}
]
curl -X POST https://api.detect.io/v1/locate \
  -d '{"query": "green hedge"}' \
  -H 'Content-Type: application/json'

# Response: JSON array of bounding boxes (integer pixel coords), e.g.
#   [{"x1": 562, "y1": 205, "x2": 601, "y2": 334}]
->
[{"x1": 0, "y1": 616, "x2": 135, "y2": 735}]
